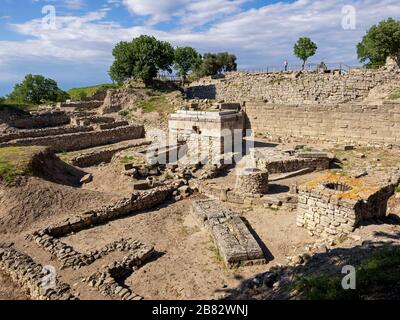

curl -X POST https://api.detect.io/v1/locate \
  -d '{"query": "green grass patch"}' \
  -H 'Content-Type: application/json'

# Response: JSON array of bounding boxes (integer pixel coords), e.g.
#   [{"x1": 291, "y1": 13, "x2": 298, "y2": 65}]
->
[
  {"x1": 67, "y1": 83, "x2": 119, "y2": 101},
  {"x1": 395, "y1": 185, "x2": 400, "y2": 193},
  {"x1": 0, "y1": 146, "x2": 43, "y2": 184},
  {"x1": 294, "y1": 246, "x2": 400, "y2": 300},
  {"x1": 135, "y1": 95, "x2": 169, "y2": 113},
  {"x1": 388, "y1": 89, "x2": 400, "y2": 100}
]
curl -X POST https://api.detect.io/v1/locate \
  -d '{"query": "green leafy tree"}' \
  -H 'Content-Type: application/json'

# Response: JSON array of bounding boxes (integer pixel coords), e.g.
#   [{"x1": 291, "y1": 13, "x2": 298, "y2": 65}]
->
[
  {"x1": 195, "y1": 52, "x2": 237, "y2": 77},
  {"x1": 293, "y1": 37, "x2": 318, "y2": 70},
  {"x1": 7, "y1": 74, "x2": 69, "y2": 104},
  {"x1": 109, "y1": 35, "x2": 175, "y2": 86},
  {"x1": 357, "y1": 18, "x2": 400, "y2": 67},
  {"x1": 174, "y1": 46, "x2": 201, "y2": 79},
  {"x1": 216, "y1": 52, "x2": 237, "y2": 72}
]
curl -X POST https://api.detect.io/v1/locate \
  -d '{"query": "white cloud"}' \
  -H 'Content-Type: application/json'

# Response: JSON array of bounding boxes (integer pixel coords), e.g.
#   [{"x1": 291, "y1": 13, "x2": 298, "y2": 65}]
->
[
  {"x1": 1, "y1": 0, "x2": 400, "y2": 94},
  {"x1": 64, "y1": 0, "x2": 86, "y2": 10},
  {"x1": 122, "y1": 0, "x2": 248, "y2": 26}
]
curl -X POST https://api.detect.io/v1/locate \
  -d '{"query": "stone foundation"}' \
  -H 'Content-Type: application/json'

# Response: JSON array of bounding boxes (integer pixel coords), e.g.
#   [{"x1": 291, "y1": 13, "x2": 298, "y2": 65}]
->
[
  {"x1": 253, "y1": 149, "x2": 331, "y2": 174},
  {"x1": 0, "y1": 124, "x2": 145, "y2": 152},
  {"x1": 297, "y1": 172, "x2": 398, "y2": 237},
  {"x1": 0, "y1": 245, "x2": 78, "y2": 300},
  {"x1": 191, "y1": 199, "x2": 266, "y2": 267},
  {"x1": 69, "y1": 139, "x2": 150, "y2": 168},
  {"x1": 2, "y1": 111, "x2": 71, "y2": 129},
  {"x1": 0, "y1": 126, "x2": 93, "y2": 143},
  {"x1": 83, "y1": 244, "x2": 153, "y2": 300},
  {"x1": 169, "y1": 110, "x2": 244, "y2": 164},
  {"x1": 235, "y1": 168, "x2": 269, "y2": 194}
]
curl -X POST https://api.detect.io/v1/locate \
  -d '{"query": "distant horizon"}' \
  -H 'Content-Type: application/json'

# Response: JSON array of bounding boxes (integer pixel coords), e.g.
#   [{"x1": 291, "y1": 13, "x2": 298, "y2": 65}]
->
[{"x1": 1, "y1": 0, "x2": 400, "y2": 96}]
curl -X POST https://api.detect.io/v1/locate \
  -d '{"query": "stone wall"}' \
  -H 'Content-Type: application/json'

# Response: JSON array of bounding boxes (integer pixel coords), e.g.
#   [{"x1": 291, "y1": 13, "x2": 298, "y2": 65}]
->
[
  {"x1": 169, "y1": 110, "x2": 244, "y2": 164},
  {"x1": 70, "y1": 139, "x2": 150, "y2": 168},
  {"x1": 40, "y1": 183, "x2": 177, "y2": 238},
  {"x1": 0, "y1": 125, "x2": 145, "y2": 152},
  {"x1": 58, "y1": 101, "x2": 104, "y2": 111},
  {"x1": 297, "y1": 173, "x2": 398, "y2": 237},
  {"x1": 245, "y1": 101, "x2": 400, "y2": 145},
  {"x1": 0, "y1": 126, "x2": 93, "y2": 143},
  {"x1": 0, "y1": 245, "x2": 77, "y2": 300},
  {"x1": 186, "y1": 69, "x2": 400, "y2": 105},
  {"x1": 2, "y1": 112, "x2": 70, "y2": 129}
]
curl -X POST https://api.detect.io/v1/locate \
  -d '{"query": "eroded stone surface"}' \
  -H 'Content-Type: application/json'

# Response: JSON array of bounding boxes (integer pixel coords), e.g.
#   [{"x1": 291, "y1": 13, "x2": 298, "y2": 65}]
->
[{"x1": 191, "y1": 199, "x2": 266, "y2": 267}]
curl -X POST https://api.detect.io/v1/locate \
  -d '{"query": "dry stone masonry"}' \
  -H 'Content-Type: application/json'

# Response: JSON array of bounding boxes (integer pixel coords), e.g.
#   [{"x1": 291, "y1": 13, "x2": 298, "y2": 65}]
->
[
  {"x1": 235, "y1": 168, "x2": 269, "y2": 194},
  {"x1": 246, "y1": 101, "x2": 400, "y2": 145},
  {"x1": 0, "y1": 245, "x2": 78, "y2": 300},
  {"x1": 297, "y1": 172, "x2": 400, "y2": 237},
  {"x1": 186, "y1": 69, "x2": 400, "y2": 105},
  {"x1": 252, "y1": 147, "x2": 331, "y2": 173},
  {"x1": 169, "y1": 110, "x2": 244, "y2": 164},
  {"x1": 0, "y1": 124, "x2": 145, "y2": 152},
  {"x1": 29, "y1": 233, "x2": 147, "y2": 269},
  {"x1": 83, "y1": 244, "x2": 154, "y2": 300},
  {"x1": 191, "y1": 199, "x2": 266, "y2": 267}
]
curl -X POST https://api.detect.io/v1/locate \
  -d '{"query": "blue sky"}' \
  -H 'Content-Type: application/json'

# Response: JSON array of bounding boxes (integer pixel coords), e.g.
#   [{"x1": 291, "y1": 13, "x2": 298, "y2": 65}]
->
[{"x1": 0, "y1": 0, "x2": 400, "y2": 96}]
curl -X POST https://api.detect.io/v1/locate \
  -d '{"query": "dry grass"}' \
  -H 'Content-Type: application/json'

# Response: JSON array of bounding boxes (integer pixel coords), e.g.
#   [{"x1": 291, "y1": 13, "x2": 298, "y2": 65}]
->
[{"x1": 0, "y1": 146, "x2": 44, "y2": 184}]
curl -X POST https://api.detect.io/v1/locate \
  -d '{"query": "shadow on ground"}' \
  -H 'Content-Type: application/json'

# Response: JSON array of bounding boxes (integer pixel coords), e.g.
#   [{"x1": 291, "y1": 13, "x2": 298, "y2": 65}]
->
[{"x1": 220, "y1": 240, "x2": 400, "y2": 300}]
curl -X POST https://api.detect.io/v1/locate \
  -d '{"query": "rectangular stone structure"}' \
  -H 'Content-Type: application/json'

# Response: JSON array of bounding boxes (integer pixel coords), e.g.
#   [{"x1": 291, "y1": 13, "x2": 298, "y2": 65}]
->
[
  {"x1": 169, "y1": 110, "x2": 244, "y2": 165},
  {"x1": 297, "y1": 172, "x2": 398, "y2": 237},
  {"x1": 191, "y1": 199, "x2": 266, "y2": 267}
]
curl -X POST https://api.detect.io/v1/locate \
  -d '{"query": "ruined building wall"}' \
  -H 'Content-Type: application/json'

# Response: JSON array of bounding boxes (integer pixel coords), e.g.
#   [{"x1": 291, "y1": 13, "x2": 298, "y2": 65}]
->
[
  {"x1": 245, "y1": 101, "x2": 400, "y2": 145},
  {"x1": 186, "y1": 69, "x2": 400, "y2": 105}
]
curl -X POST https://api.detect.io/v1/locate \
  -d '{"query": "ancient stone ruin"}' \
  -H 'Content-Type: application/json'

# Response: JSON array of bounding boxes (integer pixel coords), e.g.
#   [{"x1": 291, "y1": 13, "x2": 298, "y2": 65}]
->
[{"x1": 1, "y1": 63, "x2": 400, "y2": 300}]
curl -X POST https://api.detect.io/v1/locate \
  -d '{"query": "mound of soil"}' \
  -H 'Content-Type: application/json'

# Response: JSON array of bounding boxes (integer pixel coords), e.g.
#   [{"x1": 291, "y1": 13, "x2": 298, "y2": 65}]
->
[
  {"x1": 0, "y1": 176, "x2": 120, "y2": 234},
  {"x1": 0, "y1": 147, "x2": 122, "y2": 234},
  {"x1": 31, "y1": 148, "x2": 87, "y2": 187}
]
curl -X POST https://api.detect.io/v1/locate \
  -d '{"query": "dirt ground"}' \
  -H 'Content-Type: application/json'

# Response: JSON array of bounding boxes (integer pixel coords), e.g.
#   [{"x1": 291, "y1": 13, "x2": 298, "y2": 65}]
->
[{"x1": 1, "y1": 139, "x2": 400, "y2": 300}]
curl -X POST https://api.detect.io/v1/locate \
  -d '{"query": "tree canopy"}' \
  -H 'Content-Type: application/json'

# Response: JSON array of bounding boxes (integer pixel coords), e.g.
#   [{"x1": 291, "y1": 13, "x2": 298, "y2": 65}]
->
[
  {"x1": 7, "y1": 74, "x2": 69, "y2": 104},
  {"x1": 174, "y1": 46, "x2": 201, "y2": 78},
  {"x1": 195, "y1": 52, "x2": 237, "y2": 77},
  {"x1": 293, "y1": 37, "x2": 318, "y2": 69},
  {"x1": 357, "y1": 18, "x2": 400, "y2": 67},
  {"x1": 109, "y1": 35, "x2": 175, "y2": 85}
]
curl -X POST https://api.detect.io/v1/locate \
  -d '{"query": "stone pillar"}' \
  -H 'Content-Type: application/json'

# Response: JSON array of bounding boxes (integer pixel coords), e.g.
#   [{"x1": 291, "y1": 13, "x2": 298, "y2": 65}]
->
[{"x1": 235, "y1": 168, "x2": 269, "y2": 194}]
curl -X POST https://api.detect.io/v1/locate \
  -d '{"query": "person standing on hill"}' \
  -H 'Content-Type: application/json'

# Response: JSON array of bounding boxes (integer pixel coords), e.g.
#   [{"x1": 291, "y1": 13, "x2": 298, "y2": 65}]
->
[{"x1": 284, "y1": 59, "x2": 288, "y2": 71}]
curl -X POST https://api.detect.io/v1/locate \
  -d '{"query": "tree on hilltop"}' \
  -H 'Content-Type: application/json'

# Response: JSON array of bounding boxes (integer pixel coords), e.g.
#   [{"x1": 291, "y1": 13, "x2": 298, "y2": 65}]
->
[
  {"x1": 293, "y1": 37, "x2": 318, "y2": 70},
  {"x1": 357, "y1": 18, "x2": 400, "y2": 68},
  {"x1": 174, "y1": 46, "x2": 201, "y2": 80},
  {"x1": 109, "y1": 35, "x2": 175, "y2": 86},
  {"x1": 195, "y1": 52, "x2": 237, "y2": 77},
  {"x1": 7, "y1": 74, "x2": 69, "y2": 104}
]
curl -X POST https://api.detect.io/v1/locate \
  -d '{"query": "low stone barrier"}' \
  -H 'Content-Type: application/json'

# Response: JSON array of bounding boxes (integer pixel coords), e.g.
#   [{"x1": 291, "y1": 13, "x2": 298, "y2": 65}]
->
[
  {"x1": 70, "y1": 139, "x2": 151, "y2": 168},
  {"x1": 4, "y1": 112, "x2": 70, "y2": 129},
  {"x1": 0, "y1": 245, "x2": 78, "y2": 300},
  {"x1": 191, "y1": 199, "x2": 266, "y2": 267},
  {"x1": 96, "y1": 121, "x2": 129, "y2": 130},
  {"x1": 0, "y1": 126, "x2": 93, "y2": 143},
  {"x1": 83, "y1": 244, "x2": 153, "y2": 300},
  {"x1": 28, "y1": 234, "x2": 149, "y2": 270},
  {"x1": 58, "y1": 101, "x2": 103, "y2": 110},
  {"x1": 36, "y1": 183, "x2": 177, "y2": 238},
  {"x1": 0, "y1": 124, "x2": 145, "y2": 152},
  {"x1": 297, "y1": 172, "x2": 400, "y2": 237},
  {"x1": 71, "y1": 116, "x2": 115, "y2": 126}
]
